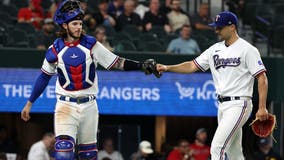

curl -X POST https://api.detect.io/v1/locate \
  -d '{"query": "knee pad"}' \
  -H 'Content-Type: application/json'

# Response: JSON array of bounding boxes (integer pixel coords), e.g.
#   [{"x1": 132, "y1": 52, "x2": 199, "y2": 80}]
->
[
  {"x1": 54, "y1": 135, "x2": 75, "y2": 160},
  {"x1": 78, "y1": 143, "x2": 98, "y2": 160}
]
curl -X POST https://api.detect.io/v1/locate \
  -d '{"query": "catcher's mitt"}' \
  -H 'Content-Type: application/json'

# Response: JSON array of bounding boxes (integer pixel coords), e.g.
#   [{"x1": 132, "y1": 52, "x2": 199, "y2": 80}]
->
[
  {"x1": 250, "y1": 113, "x2": 276, "y2": 138},
  {"x1": 141, "y1": 59, "x2": 162, "y2": 78}
]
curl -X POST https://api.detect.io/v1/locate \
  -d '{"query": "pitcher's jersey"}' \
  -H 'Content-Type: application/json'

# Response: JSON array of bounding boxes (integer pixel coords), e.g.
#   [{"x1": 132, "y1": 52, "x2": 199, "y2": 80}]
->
[
  {"x1": 41, "y1": 35, "x2": 118, "y2": 97},
  {"x1": 193, "y1": 38, "x2": 266, "y2": 97}
]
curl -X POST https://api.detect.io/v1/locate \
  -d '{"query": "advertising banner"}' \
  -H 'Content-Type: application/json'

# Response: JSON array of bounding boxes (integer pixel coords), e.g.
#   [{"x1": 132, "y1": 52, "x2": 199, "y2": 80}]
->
[{"x1": 0, "y1": 68, "x2": 217, "y2": 116}]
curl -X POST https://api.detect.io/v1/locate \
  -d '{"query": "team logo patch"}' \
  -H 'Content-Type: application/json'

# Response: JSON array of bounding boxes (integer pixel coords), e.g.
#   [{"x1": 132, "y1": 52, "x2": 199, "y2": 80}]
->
[
  {"x1": 70, "y1": 53, "x2": 78, "y2": 59},
  {"x1": 258, "y1": 60, "x2": 263, "y2": 65},
  {"x1": 213, "y1": 55, "x2": 241, "y2": 69},
  {"x1": 215, "y1": 15, "x2": 220, "y2": 22}
]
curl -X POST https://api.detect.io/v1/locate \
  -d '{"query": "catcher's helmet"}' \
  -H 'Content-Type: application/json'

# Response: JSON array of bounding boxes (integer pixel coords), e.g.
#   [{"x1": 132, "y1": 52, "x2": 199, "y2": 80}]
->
[{"x1": 54, "y1": 0, "x2": 84, "y2": 25}]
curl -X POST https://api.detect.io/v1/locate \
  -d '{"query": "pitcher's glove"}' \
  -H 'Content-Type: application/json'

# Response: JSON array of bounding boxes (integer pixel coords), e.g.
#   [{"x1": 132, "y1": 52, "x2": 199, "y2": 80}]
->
[
  {"x1": 141, "y1": 59, "x2": 162, "y2": 78},
  {"x1": 250, "y1": 113, "x2": 276, "y2": 137}
]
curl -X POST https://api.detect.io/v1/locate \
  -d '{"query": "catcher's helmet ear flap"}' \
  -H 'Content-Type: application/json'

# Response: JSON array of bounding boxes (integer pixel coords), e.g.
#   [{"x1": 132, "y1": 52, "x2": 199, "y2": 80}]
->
[{"x1": 54, "y1": 0, "x2": 84, "y2": 25}]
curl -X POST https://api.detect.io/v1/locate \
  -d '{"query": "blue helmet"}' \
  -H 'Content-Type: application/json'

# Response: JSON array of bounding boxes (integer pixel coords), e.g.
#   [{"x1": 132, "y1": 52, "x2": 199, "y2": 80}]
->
[{"x1": 54, "y1": 0, "x2": 84, "y2": 25}]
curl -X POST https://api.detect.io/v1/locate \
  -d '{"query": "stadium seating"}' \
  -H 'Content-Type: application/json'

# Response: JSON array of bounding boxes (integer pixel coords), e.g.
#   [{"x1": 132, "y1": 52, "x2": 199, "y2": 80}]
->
[
  {"x1": 11, "y1": 0, "x2": 28, "y2": 9},
  {"x1": 15, "y1": 23, "x2": 37, "y2": 35},
  {"x1": 121, "y1": 25, "x2": 141, "y2": 37},
  {"x1": 271, "y1": 25, "x2": 284, "y2": 49},
  {"x1": 137, "y1": 41, "x2": 164, "y2": 52},
  {"x1": 7, "y1": 29, "x2": 29, "y2": 47},
  {"x1": 114, "y1": 40, "x2": 137, "y2": 52},
  {"x1": 0, "y1": 12, "x2": 15, "y2": 25},
  {"x1": 0, "y1": 4, "x2": 18, "y2": 17}
]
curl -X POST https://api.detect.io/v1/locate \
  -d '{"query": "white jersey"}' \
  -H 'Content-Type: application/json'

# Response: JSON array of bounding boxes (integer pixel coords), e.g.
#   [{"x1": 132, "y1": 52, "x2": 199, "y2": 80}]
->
[
  {"x1": 98, "y1": 150, "x2": 124, "y2": 160},
  {"x1": 194, "y1": 38, "x2": 266, "y2": 97},
  {"x1": 41, "y1": 36, "x2": 118, "y2": 97},
  {"x1": 27, "y1": 141, "x2": 50, "y2": 160}
]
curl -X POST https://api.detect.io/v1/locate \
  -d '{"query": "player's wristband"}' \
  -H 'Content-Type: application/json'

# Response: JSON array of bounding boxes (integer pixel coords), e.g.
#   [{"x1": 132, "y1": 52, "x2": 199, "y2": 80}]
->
[{"x1": 123, "y1": 59, "x2": 142, "y2": 71}]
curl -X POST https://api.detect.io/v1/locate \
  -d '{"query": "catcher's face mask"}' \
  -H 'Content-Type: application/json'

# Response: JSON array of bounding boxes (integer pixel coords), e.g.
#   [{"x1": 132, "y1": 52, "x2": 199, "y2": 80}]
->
[{"x1": 54, "y1": 0, "x2": 84, "y2": 25}]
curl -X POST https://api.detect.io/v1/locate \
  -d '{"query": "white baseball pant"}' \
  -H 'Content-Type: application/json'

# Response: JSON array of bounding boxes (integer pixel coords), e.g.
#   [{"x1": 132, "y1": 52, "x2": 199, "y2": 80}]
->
[
  {"x1": 54, "y1": 99, "x2": 99, "y2": 144},
  {"x1": 210, "y1": 99, "x2": 252, "y2": 160}
]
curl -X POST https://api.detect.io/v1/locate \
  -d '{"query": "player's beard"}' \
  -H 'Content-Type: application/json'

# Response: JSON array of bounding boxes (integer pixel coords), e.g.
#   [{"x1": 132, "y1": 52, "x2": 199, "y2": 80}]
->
[{"x1": 67, "y1": 27, "x2": 81, "y2": 40}]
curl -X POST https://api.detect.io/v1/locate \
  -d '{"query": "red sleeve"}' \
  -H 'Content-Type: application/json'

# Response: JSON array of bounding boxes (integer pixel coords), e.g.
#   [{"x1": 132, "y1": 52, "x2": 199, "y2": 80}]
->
[
  {"x1": 17, "y1": 8, "x2": 32, "y2": 20},
  {"x1": 18, "y1": 8, "x2": 25, "y2": 19},
  {"x1": 167, "y1": 150, "x2": 181, "y2": 160}
]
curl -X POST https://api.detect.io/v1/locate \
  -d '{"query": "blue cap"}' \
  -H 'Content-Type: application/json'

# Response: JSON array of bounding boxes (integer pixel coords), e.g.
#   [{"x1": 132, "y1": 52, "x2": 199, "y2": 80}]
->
[
  {"x1": 258, "y1": 137, "x2": 271, "y2": 146},
  {"x1": 209, "y1": 11, "x2": 238, "y2": 27}
]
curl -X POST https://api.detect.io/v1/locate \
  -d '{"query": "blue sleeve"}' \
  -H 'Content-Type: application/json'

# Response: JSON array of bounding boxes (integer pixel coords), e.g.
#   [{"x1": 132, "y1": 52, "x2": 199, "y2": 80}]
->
[{"x1": 28, "y1": 72, "x2": 52, "y2": 103}]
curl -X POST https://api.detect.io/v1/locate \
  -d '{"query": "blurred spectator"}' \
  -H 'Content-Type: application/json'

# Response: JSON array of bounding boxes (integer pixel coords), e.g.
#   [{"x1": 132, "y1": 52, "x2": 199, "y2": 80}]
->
[
  {"x1": 93, "y1": 0, "x2": 117, "y2": 28},
  {"x1": 116, "y1": 0, "x2": 143, "y2": 31},
  {"x1": 166, "y1": 0, "x2": 190, "y2": 32},
  {"x1": 98, "y1": 138, "x2": 124, "y2": 160},
  {"x1": 191, "y1": 3, "x2": 213, "y2": 31},
  {"x1": 160, "y1": 0, "x2": 187, "y2": 15},
  {"x1": 80, "y1": 0, "x2": 94, "y2": 22},
  {"x1": 130, "y1": 140, "x2": 155, "y2": 160},
  {"x1": 159, "y1": 142, "x2": 174, "y2": 160},
  {"x1": 17, "y1": 0, "x2": 44, "y2": 30},
  {"x1": 36, "y1": 18, "x2": 57, "y2": 50},
  {"x1": 167, "y1": 24, "x2": 200, "y2": 54},
  {"x1": 160, "y1": 0, "x2": 171, "y2": 14},
  {"x1": 143, "y1": 0, "x2": 171, "y2": 33},
  {"x1": 84, "y1": 17, "x2": 97, "y2": 34},
  {"x1": 94, "y1": 26, "x2": 113, "y2": 51},
  {"x1": 0, "y1": 152, "x2": 7, "y2": 160},
  {"x1": 167, "y1": 139, "x2": 191, "y2": 160},
  {"x1": 0, "y1": 125, "x2": 17, "y2": 154},
  {"x1": 48, "y1": 0, "x2": 63, "y2": 18},
  {"x1": 189, "y1": 128, "x2": 210, "y2": 160},
  {"x1": 2, "y1": 0, "x2": 11, "y2": 6},
  {"x1": 27, "y1": 132, "x2": 55, "y2": 160},
  {"x1": 225, "y1": 0, "x2": 245, "y2": 19},
  {"x1": 108, "y1": 0, "x2": 124, "y2": 18},
  {"x1": 253, "y1": 137, "x2": 282, "y2": 160},
  {"x1": 134, "y1": 0, "x2": 149, "y2": 19}
]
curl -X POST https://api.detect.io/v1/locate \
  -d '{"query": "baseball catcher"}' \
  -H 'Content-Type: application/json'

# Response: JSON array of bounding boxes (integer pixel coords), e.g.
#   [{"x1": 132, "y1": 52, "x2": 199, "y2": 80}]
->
[{"x1": 21, "y1": 0, "x2": 161, "y2": 160}]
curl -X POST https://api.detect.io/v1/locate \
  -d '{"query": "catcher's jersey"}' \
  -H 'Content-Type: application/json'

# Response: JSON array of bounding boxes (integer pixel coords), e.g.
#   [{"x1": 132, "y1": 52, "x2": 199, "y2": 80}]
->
[
  {"x1": 41, "y1": 35, "x2": 118, "y2": 97},
  {"x1": 194, "y1": 38, "x2": 266, "y2": 97}
]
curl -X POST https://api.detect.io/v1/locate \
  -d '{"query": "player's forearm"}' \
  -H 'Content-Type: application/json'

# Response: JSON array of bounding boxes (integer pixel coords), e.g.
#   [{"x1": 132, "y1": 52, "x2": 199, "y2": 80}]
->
[
  {"x1": 257, "y1": 73, "x2": 268, "y2": 109},
  {"x1": 166, "y1": 61, "x2": 198, "y2": 73},
  {"x1": 29, "y1": 72, "x2": 52, "y2": 103}
]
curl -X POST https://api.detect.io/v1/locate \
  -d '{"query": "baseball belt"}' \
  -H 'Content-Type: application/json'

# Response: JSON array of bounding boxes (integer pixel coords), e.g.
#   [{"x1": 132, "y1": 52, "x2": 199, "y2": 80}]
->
[
  {"x1": 217, "y1": 95, "x2": 251, "y2": 103},
  {"x1": 59, "y1": 95, "x2": 96, "y2": 104}
]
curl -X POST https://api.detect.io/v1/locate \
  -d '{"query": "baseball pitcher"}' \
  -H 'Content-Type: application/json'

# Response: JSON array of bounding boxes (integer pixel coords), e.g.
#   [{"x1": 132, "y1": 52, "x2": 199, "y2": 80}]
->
[{"x1": 157, "y1": 11, "x2": 270, "y2": 159}]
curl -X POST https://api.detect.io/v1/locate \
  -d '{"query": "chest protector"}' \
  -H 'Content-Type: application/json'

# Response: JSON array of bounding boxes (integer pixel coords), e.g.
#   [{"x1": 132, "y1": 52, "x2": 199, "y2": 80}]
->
[{"x1": 45, "y1": 35, "x2": 97, "y2": 91}]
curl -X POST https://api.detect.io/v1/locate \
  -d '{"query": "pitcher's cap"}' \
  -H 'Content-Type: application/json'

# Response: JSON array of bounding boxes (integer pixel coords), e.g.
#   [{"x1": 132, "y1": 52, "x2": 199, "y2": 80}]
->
[{"x1": 209, "y1": 11, "x2": 238, "y2": 27}]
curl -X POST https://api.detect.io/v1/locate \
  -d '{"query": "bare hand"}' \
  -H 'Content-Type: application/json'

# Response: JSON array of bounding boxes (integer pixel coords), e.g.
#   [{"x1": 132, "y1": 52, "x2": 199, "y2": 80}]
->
[
  {"x1": 21, "y1": 101, "x2": 32, "y2": 121},
  {"x1": 156, "y1": 64, "x2": 168, "y2": 73},
  {"x1": 145, "y1": 23, "x2": 152, "y2": 31},
  {"x1": 34, "y1": 17, "x2": 43, "y2": 22},
  {"x1": 164, "y1": 25, "x2": 172, "y2": 33},
  {"x1": 256, "y1": 108, "x2": 269, "y2": 121}
]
